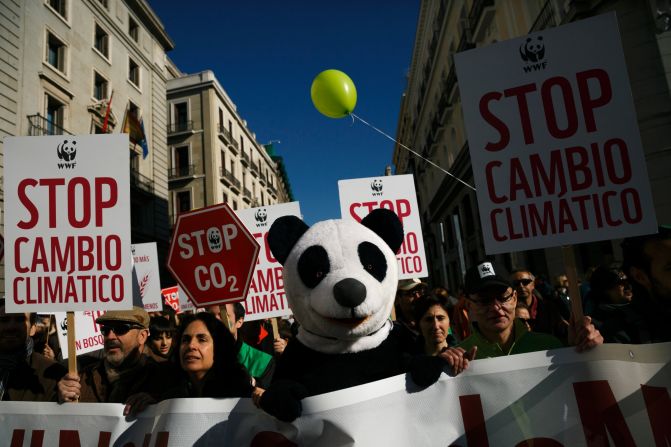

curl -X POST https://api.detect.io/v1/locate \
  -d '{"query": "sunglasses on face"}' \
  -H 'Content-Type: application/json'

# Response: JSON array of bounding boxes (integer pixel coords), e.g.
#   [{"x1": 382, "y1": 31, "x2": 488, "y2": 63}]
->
[
  {"x1": 512, "y1": 279, "x2": 534, "y2": 287},
  {"x1": 99, "y1": 323, "x2": 143, "y2": 336},
  {"x1": 470, "y1": 290, "x2": 515, "y2": 307}
]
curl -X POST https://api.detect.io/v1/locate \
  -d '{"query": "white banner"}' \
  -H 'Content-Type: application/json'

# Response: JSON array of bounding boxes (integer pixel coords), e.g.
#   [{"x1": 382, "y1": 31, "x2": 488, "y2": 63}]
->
[
  {"x1": 131, "y1": 242, "x2": 163, "y2": 312},
  {"x1": 454, "y1": 13, "x2": 657, "y2": 254},
  {"x1": 3, "y1": 134, "x2": 132, "y2": 311},
  {"x1": 338, "y1": 175, "x2": 428, "y2": 279},
  {"x1": 235, "y1": 202, "x2": 301, "y2": 321},
  {"x1": 1, "y1": 343, "x2": 668, "y2": 446}
]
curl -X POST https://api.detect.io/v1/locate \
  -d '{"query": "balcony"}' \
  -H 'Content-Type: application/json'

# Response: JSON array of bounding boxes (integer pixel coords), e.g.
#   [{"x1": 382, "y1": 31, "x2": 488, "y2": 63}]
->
[
  {"x1": 258, "y1": 170, "x2": 267, "y2": 186},
  {"x1": 469, "y1": 0, "x2": 494, "y2": 32},
  {"x1": 530, "y1": 0, "x2": 557, "y2": 33},
  {"x1": 242, "y1": 187, "x2": 252, "y2": 202},
  {"x1": 167, "y1": 120, "x2": 194, "y2": 136},
  {"x1": 168, "y1": 164, "x2": 195, "y2": 180},
  {"x1": 219, "y1": 166, "x2": 241, "y2": 191},
  {"x1": 130, "y1": 169, "x2": 154, "y2": 195},
  {"x1": 250, "y1": 161, "x2": 259, "y2": 175},
  {"x1": 218, "y1": 124, "x2": 232, "y2": 144},
  {"x1": 27, "y1": 114, "x2": 72, "y2": 136},
  {"x1": 457, "y1": 32, "x2": 475, "y2": 53},
  {"x1": 240, "y1": 151, "x2": 250, "y2": 166},
  {"x1": 230, "y1": 138, "x2": 239, "y2": 153}
]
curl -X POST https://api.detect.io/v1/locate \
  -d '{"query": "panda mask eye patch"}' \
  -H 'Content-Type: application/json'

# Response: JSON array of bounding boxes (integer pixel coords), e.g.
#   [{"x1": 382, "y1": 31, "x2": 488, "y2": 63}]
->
[
  {"x1": 358, "y1": 241, "x2": 387, "y2": 282},
  {"x1": 297, "y1": 245, "x2": 331, "y2": 288}
]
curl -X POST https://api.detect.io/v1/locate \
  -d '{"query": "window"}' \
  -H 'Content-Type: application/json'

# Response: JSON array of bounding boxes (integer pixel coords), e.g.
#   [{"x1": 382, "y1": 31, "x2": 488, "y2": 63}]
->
[
  {"x1": 223, "y1": 193, "x2": 228, "y2": 204},
  {"x1": 46, "y1": 31, "x2": 67, "y2": 73},
  {"x1": 174, "y1": 146, "x2": 190, "y2": 176},
  {"x1": 173, "y1": 102, "x2": 187, "y2": 126},
  {"x1": 45, "y1": 94, "x2": 65, "y2": 135},
  {"x1": 93, "y1": 71, "x2": 108, "y2": 101},
  {"x1": 130, "y1": 150, "x2": 139, "y2": 172},
  {"x1": 176, "y1": 191, "x2": 191, "y2": 213},
  {"x1": 48, "y1": 0, "x2": 67, "y2": 19},
  {"x1": 232, "y1": 201, "x2": 238, "y2": 210},
  {"x1": 94, "y1": 24, "x2": 109, "y2": 58},
  {"x1": 128, "y1": 16, "x2": 139, "y2": 42},
  {"x1": 97, "y1": 0, "x2": 108, "y2": 8},
  {"x1": 220, "y1": 150, "x2": 226, "y2": 171},
  {"x1": 128, "y1": 57, "x2": 140, "y2": 86},
  {"x1": 218, "y1": 108, "x2": 224, "y2": 128}
]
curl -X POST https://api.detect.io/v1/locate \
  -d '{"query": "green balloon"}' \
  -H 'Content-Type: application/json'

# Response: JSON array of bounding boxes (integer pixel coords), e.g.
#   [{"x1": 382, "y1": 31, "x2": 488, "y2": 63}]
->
[{"x1": 311, "y1": 69, "x2": 358, "y2": 118}]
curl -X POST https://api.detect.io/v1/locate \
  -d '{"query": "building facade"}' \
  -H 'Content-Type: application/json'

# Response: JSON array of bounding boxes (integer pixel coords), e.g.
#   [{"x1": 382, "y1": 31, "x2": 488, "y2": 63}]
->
[
  {"x1": 394, "y1": 0, "x2": 671, "y2": 290},
  {"x1": 0, "y1": 0, "x2": 175, "y2": 288},
  {"x1": 166, "y1": 70, "x2": 293, "y2": 225}
]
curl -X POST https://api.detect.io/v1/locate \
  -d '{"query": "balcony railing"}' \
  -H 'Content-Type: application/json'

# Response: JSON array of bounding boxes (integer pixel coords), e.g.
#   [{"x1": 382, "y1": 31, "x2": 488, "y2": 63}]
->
[
  {"x1": 130, "y1": 169, "x2": 154, "y2": 194},
  {"x1": 219, "y1": 167, "x2": 241, "y2": 190},
  {"x1": 167, "y1": 120, "x2": 194, "y2": 134},
  {"x1": 218, "y1": 125, "x2": 232, "y2": 144},
  {"x1": 469, "y1": 0, "x2": 494, "y2": 32},
  {"x1": 240, "y1": 151, "x2": 250, "y2": 166},
  {"x1": 250, "y1": 161, "x2": 259, "y2": 175},
  {"x1": 27, "y1": 114, "x2": 72, "y2": 136},
  {"x1": 530, "y1": 0, "x2": 557, "y2": 32},
  {"x1": 230, "y1": 138, "x2": 239, "y2": 152},
  {"x1": 258, "y1": 170, "x2": 267, "y2": 185},
  {"x1": 169, "y1": 164, "x2": 195, "y2": 179},
  {"x1": 242, "y1": 187, "x2": 252, "y2": 201},
  {"x1": 457, "y1": 32, "x2": 475, "y2": 53}
]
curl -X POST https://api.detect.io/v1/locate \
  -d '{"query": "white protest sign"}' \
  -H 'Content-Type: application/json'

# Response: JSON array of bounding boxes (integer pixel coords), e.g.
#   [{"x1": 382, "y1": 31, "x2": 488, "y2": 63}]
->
[
  {"x1": 53, "y1": 310, "x2": 106, "y2": 359},
  {"x1": 339, "y1": 175, "x2": 427, "y2": 279},
  {"x1": 3, "y1": 134, "x2": 132, "y2": 311},
  {"x1": 131, "y1": 243, "x2": 162, "y2": 312},
  {"x1": 235, "y1": 202, "x2": 300, "y2": 321},
  {"x1": 161, "y1": 285, "x2": 194, "y2": 313},
  {"x1": 454, "y1": 13, "x2": 657, "y2": 254}
]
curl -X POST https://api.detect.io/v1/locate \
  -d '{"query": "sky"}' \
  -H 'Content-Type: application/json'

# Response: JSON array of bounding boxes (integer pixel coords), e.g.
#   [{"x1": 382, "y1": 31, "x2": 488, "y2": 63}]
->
[{"x1": 148, "y1": 1, "x2": 420, "y2": 225}]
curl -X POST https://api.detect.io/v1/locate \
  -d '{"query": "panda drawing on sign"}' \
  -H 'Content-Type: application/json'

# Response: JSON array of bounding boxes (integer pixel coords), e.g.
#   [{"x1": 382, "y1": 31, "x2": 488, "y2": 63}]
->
[
  {"x1": 57, "y1": 140, "x2": 77, "y2": 162},
  {"x1": 259, "y1": 209, "x2": 468, "y2": 422},
  {"x1": 520, "y1": 36, "x2": 545, "y2": 63}
]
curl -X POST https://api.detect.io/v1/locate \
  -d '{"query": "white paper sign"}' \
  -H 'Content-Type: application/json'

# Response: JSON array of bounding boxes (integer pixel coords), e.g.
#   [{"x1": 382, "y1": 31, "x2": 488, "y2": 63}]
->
[
  {"x1": 3, "y1": 135, "x2": 132, "y2": 311},
  {"x1": 235, "y1": 202, "x2": 300, "y2": 321},
  {"x1": 131, "y1": 243, "x2": 162, "y2": 312},
  {"x1": 53, "y1": 310, "x2": 106, "y2": 359},
  {"x1": 161, "y1": 285, "x2": 194, "y2": 313},
  {"x1": 339, "y1": 175, "x2": 428, "y2": 279},
  {"x1": 454, "y1": 13, "x2": 657, "y2": 254}
]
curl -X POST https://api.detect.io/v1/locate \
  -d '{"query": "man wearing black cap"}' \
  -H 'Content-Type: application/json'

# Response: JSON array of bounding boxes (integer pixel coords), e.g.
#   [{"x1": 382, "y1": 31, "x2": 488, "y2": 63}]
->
[
  {"x1": 622, "y1": 226, "x2": 671, "y2": 342},
  {"x1": 57, "y1": 307, "x2": 172, "y2": 414},
  {"x1": 458, "y1": 261, "x2": 602, "y2": 358}
]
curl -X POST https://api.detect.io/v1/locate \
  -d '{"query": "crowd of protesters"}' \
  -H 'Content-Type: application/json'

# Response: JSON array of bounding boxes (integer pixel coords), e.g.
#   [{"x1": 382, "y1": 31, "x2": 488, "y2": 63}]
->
[{"x1": 0, "y1": 226, "x2": 668, "y2": 419}]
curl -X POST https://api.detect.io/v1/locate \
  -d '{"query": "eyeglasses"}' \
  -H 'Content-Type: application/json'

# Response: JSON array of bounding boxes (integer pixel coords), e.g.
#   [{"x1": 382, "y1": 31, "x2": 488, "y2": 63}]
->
[
  {"x1": 99, "y1": 323, "x2": 143, "y2": 336},
  {"x1": 512, "y1": 279, "x2": 534, "y2": 287},
  {"x1": 469, "y1": 290, "x2": 515, "y2": 307}
]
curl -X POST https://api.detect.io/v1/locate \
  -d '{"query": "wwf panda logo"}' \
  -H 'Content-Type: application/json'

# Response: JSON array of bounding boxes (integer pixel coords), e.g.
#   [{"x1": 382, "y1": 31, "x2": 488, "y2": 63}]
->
[
  {"x1": 268, "y1": 209, "x2": 403, "y2": 352},
  {"x1": 60, "y1": 318, "x2": 68, "y2": 333},
  {"x1": 207, "y1": 228, "x2": 222, "y2": 252},
  {"x1": 255, "y1": 208, "x2": 268, "y2": 224},
  {"x1": 57, "y1": 139, "x2": 77, "y2": 162},
  {"x1": 520, "y1": 36, "x2": 545, "y2": 63},
  {"x1": 370, "y1": 179, "x2": 383, "y2": 193}
]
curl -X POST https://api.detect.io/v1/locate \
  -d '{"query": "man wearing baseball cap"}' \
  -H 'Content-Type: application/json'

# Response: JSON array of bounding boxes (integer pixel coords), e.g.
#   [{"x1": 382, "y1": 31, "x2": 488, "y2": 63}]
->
[
  {"x1": 57, "y1": 307, "x2": 172, "y2": 415},
  {"x1": 458, "y1": 261, "x2": 602, "y2": 358}
]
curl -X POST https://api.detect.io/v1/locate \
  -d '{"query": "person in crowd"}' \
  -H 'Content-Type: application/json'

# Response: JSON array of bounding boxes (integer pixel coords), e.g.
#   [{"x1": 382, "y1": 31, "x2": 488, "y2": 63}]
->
[
  {"x1": 621, "y1": 225, "x2": 671, "y2": 342},
  {"x1": 510, "y1": 268, "x2": 567, "y2": 340},
  {"x1": 458, "y1": 261, "x2": 603, "y2": 358},
  {"x1": 515, "y1": 302, "x2": 533, "y2": 332},
  {"x1": 552, "y1": 274, "x2": 572, "y2": 319},
  {"x1": 147, "y1": 315, "x2": 176, "y2": 362},
  {"x1": 57, "y1": 307, "x2": 172, "y2": 416},
  {"x1": 412, "y1": 294, "x2": 457, "y2": 356},
  {"x1": 223, "y1": 303, "x2": 275, "y2": 389},
  {"x1": 449, "y1": 290, "x2": 471, "y2": 342},
  {"x1": 394, "y1": 278, "x2": 427, "y2": 339},
  {"x1": 588, "y1": 265, "x2": 641, "y2": 343},
  {"x1": 164, "y1": 312, "x2": 253, "y2": 399},
  {"x1": 0, "y1": 299, "x2": 66, "y2": 401}
]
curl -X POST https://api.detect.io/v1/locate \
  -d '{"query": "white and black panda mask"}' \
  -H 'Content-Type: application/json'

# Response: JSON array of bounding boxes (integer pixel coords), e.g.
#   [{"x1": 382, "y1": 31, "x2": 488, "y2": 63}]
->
[{"x1": 268, "y1": 209, "x2": 404, "y2": 353}]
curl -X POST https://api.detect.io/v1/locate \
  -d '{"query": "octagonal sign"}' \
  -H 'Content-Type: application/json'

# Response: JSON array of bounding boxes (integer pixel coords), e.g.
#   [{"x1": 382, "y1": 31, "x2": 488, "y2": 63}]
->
[{"x1": 167, "y1": 203, "x2": 260, "y2": 308}]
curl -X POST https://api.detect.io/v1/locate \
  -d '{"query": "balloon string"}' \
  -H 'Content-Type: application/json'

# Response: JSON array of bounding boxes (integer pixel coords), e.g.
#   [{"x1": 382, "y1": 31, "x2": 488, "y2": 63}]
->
[{"x1": 349, "y1": 113, "x2": 476, "y2": 191}]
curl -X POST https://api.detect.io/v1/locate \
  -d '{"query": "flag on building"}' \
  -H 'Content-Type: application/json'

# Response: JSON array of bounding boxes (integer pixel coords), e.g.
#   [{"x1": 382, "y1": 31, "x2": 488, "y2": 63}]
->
[
  {"x1": 122, "y1": 106, "x2": 150, "y2": 159},
  {"x1": 101, "y1": 90, "x2": 114, "y2": 133}
]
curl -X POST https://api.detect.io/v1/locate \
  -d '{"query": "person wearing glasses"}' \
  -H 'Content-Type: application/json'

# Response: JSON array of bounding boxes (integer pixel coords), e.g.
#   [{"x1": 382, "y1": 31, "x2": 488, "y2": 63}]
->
[
  {"x1": 394, "y1": 278, "x2": 428, "y2": 339},
  {"x1": 57, "y1": 307, "x2": 171, "y2": 415},
  {"x1": 458, "y1": 261, "x2": 602, "y2": 358},
  {"x1": 510, "y1": 268, "x2": 568, "y2": 341}
]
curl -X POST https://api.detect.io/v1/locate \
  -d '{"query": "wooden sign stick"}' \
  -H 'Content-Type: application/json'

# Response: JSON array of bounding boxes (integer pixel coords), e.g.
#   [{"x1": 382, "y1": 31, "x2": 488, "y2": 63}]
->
[{"x1": 561, "y1": 245, "x2": 584, "y2": 321}]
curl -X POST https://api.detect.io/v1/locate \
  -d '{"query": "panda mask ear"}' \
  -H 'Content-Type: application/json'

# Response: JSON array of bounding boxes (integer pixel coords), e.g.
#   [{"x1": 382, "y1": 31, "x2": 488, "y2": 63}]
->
[
  {"x1": 361, "y1": 209, "x2": 404, "y2": 254},
  {"x1": 268, "y1": 215, "x2": 310, "y2": 265}
]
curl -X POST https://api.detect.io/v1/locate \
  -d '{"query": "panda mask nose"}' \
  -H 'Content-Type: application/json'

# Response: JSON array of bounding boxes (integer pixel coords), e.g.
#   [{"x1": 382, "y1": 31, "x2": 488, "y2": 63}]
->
[{"x1": 333, "y1": 278, "x2": 367, "y2": 309}]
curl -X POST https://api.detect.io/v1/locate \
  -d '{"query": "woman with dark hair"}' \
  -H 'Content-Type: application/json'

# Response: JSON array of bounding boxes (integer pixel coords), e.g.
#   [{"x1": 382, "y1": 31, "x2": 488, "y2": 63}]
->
[
  {"x1": 167, "y1": 312, "x2": 253, "y2": 398},
  {"x1": 147, "y1": 316, "x2": 176, "y2": 362},
  {"x1": 412, "y1": 294, "x2": 457, "y2": 356}
]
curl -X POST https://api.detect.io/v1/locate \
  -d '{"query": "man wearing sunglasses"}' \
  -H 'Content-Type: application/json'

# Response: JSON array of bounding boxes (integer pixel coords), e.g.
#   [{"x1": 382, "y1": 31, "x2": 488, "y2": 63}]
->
[
  {"x1": 510, "y1": 268, "x2": 568, "y2": 341},
  {"x1": 57, "y1": 307, "x2": 170, "y2": 414},
  {"x1": 458, "y1": 261, "x2": 602, "y2": 358}
]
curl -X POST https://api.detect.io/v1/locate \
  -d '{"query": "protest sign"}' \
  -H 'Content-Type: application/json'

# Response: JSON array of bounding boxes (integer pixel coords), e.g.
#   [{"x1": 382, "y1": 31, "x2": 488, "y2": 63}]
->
[
  {"x1": 131, "y1": 242, "x2": 162, "y2": 312},
  {"x1": 53, "y1": 310, "x2": 105, "y2": 359},
  {"x1": 235, "y1": 202, "x2": 300, "y2": 321},
  {"x1": 454, "y1": 13, "x2": 657, "y2": 254},
  {"x1": 3, "y1": 135, "x2": 132, "y2": 311},
  {"x1": 161, "y1": 285, "x2": 194, "y2": 313},
  {"x1": 339, "y1": 175, "x2": 427, "y2": 279},
  {"x1": 1, "y1": 343, "x2": 668, "y2": 445}
]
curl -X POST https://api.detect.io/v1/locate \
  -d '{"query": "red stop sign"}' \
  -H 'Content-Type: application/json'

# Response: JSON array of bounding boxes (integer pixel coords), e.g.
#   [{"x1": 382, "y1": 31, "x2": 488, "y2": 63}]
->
[{"x1": 167, "y1": 203, "x2": 260, "y2": 308}]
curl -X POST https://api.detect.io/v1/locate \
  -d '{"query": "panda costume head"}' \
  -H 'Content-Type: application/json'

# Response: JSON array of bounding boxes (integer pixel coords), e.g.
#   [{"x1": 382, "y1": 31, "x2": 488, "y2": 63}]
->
[{"x1": 268, "y1": 208, "x2": 403, "y2": 354}]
